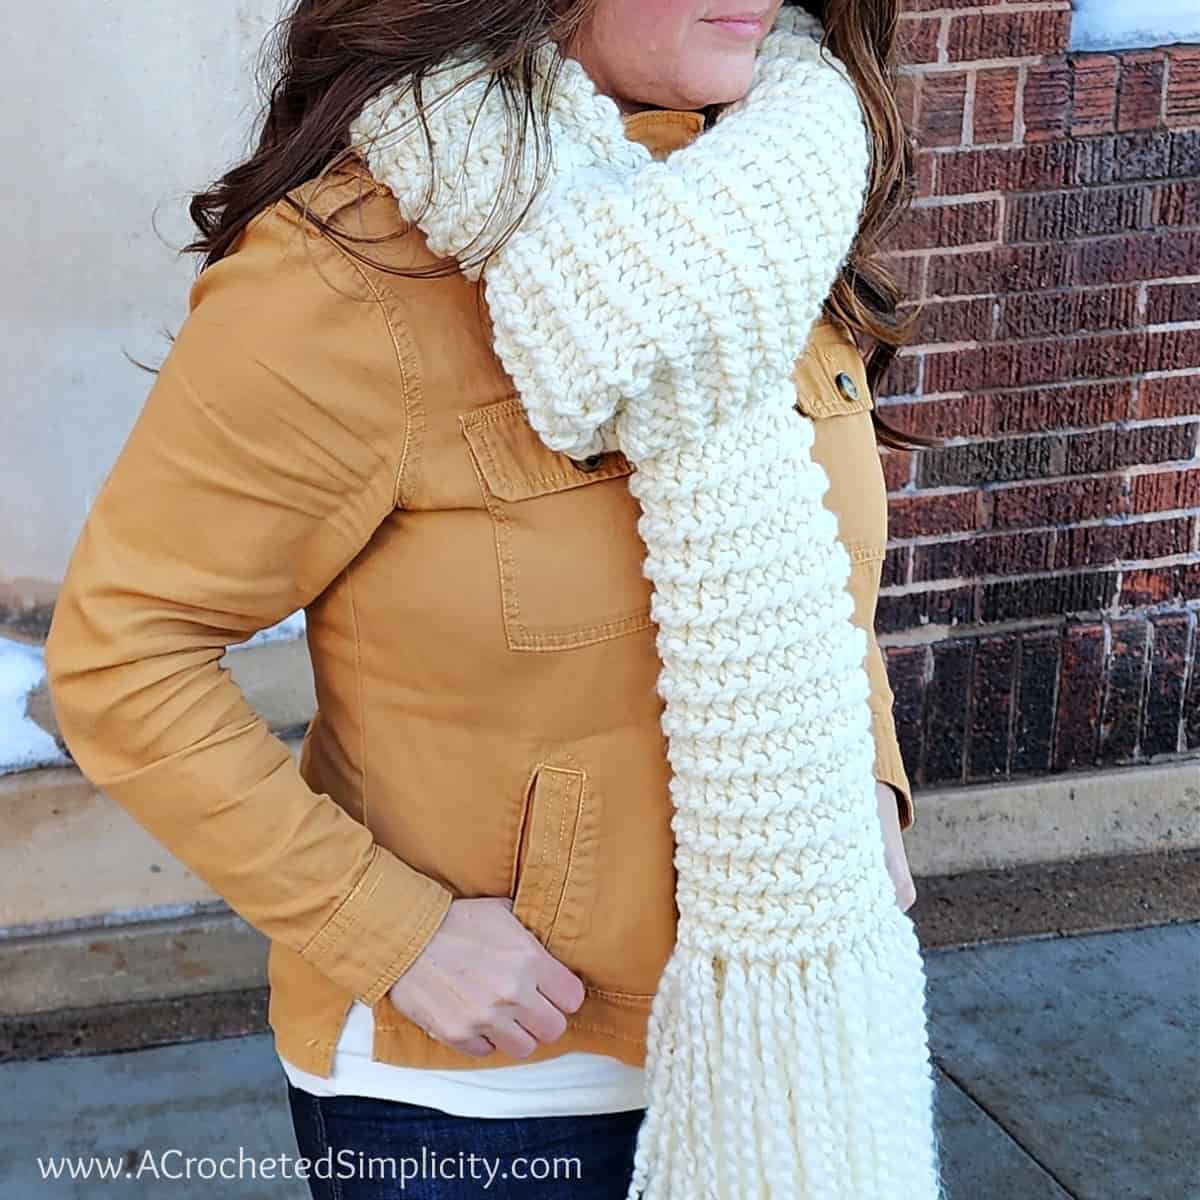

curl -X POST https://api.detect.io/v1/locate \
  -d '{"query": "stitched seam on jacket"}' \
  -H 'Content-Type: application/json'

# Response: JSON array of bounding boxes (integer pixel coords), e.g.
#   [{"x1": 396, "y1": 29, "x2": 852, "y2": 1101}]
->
[
  {"x1": 462, "y1": 399, "x2": 634, "y2": 494},
  {"x1": 300, "y1": 850, "x2": 383, "y2": 964},
  {"x1": 846, "y1": 540, "x2": 885, "y2": 565},
  {"x1": 587, "y1": 986, "x2": 656, "y2": 1006},
  {"x1": 373, "y1": 1015, "x2": 648, "y2": 1042},
  {"x1": 305, "y1": 223, "x2": 423, "y2": 512},
  {"x1": 509, "y1": 612, "x2": 655, "y2": 652},
  {"x1": 360, "y1": 885, "x2": 451, "y2": 1006},
  {"x1": 546, "y1": 768, "x2": 587, "y2": 951},
  {"x1": 347, "y1": 564, "x2": 369, "y2": 830},
  {"x1": 462, "y1": 421, "x2": 525, "y2": 645}
]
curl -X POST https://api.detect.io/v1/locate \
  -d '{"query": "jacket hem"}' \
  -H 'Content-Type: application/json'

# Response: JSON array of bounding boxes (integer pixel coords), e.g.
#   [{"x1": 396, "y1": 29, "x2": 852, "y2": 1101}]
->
[{"x1": 271, "y1": 986, "x2": 652, "y2": 1077}]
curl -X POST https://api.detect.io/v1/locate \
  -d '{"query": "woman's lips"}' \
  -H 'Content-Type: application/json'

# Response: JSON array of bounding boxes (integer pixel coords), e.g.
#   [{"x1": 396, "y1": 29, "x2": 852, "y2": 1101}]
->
[{"x1": 702, "y1": 14, "x2": 766, "y2": 40}]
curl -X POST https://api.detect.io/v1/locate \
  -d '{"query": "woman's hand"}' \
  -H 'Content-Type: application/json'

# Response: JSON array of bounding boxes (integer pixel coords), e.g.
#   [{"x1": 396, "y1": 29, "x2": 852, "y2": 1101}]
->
[
  {"x1": 386, "y1": 896, "x2": 586, "y2": 1059},
  {"x1": 876, "y1": 782, "x2": 917, "y2": 912},
  {"x1": 390, "y1": 792, "x2": 915, "y2": 1060}
]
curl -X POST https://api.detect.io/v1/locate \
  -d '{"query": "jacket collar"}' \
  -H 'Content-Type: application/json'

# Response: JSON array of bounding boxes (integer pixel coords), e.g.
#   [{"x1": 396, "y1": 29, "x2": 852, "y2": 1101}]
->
[{"x1": 621, "y1": 108, "x2": 706, "y2": 160}]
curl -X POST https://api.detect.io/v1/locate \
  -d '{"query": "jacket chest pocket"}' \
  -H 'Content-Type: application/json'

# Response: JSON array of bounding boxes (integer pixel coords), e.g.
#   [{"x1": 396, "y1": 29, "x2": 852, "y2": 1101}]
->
[
  {"x1": 461, "y1": 398, "x2": 654, "y2": 652},
  {"x1": 793, "y1": 323, "x2": 888, "y2": 568}
]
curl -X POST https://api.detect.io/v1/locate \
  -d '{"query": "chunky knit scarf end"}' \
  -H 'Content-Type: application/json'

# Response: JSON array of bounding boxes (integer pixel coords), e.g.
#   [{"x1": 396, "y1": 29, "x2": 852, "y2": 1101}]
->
[{"x1": 351, "y1": 9, "x2": 945, "y2": 1198}]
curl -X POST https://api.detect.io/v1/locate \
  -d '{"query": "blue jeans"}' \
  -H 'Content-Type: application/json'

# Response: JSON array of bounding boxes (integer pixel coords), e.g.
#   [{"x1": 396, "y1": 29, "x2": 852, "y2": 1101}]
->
[{"x1": 286, "y1": 1081, "x2": 645, "y2": 1199}]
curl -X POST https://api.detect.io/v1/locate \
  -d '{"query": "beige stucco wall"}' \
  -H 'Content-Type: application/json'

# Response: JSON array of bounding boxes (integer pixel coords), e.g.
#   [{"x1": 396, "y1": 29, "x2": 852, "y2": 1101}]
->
[{"x1": 1, "y1": 0, "x2": 284, "y2": 609}]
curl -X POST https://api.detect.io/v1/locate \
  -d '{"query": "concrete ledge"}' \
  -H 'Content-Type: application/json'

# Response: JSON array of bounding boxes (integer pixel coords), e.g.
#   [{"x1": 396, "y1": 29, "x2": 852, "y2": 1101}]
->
[
  {"x1": 902, "y1": 760, "x2": 1200, "y2": 878},
  {"x1": 0, "y1": 736, "x2": 306, "y2": 935},
  {"x1": 3, "y1": 753, "x2": 1196, "y2": 936},
  {"x1": 0, "y1": 767, "x2": 225, "y2": 935},
  {"x1": 1, "y1": 911, "x2": 268, "y2": 1018}
]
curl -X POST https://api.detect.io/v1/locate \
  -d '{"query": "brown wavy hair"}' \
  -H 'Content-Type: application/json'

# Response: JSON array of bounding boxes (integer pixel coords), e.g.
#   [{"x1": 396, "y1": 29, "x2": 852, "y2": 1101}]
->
[{"x1": 187, "y1": 0, "x2": 939, "y2": 451}]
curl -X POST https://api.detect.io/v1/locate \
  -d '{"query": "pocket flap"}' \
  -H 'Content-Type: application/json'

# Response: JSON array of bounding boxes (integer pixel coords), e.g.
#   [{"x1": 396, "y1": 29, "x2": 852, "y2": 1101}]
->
[
  {"x1": 512, "y1": 764, "x2": 588, "y2": 949},
  {"x1": 461, "y1": 399, "x2": 634, "y2": 502},
  {"x1": 793, "y1": 321, "x2": 875, "y2": 419}
]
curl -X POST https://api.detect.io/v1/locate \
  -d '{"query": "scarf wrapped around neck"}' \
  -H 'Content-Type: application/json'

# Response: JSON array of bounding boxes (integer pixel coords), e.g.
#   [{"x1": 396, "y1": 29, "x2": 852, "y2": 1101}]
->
[{"x1": 350, "y1": 8, "x2": 945, "y2": 1197}]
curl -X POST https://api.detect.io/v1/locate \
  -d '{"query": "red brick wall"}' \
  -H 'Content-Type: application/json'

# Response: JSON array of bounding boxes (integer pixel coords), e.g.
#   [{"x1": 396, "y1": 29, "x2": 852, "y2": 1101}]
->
[{"x1": 878, "y1": 2, "x2": 1200, "y2": 789}]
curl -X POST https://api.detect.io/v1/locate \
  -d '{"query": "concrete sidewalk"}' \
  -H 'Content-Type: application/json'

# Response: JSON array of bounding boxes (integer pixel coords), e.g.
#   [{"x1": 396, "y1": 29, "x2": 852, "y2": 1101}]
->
[{"x1": 1, "y1": 917, "x2": 1195, "y2": 1199}]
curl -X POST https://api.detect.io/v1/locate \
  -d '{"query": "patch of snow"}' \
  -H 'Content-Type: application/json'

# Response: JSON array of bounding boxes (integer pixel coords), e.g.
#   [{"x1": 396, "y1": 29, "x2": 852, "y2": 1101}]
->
[
  {"x1": 1071, "y1": 0, "x2": 1200, "y2": 51},
  {"x1": 0, "y1": 611, "x2": 306, "y2": 777},
  {"x1": 0, "y1": 638, "x2": 70, "y2": 776}
]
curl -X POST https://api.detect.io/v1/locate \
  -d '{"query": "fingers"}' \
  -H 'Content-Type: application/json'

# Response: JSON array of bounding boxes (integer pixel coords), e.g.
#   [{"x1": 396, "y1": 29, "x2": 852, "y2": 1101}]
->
[
  {"x1": 487, "y1": 1020, "x2": 540, "y2": 1059},
  {"x1": 441, "y1": 1032, "x2": 496, "y2": 1058},
  {"x1": 461, "y1": 1038, "x2": 497, "y2": 1057},
  {"x1": 517, "y1": 988, "x2": 571, "y2": 1044},
  {"x1": 535, "y1": 950, "x2": 587, "y2": 1015},
  {"x1": 427, "y1": 1007, "x2": 555, "y2": 1060},
  {"x1": 387, "y1": 896, "x2": 588, "y2": 1062},
  {"x1": 485, "y1": 948, "x2": 577, "y2": 1055},
  {"x1": 409, "y1": 972, "x2": 575, "y2": 1060},
  {"x1": 415, "y1": 1009, "x2": 501, "y2": 1059}
]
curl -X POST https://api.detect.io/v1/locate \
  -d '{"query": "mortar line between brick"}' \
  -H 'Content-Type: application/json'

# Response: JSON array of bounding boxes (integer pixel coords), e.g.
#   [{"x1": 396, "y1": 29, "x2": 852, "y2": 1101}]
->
[
  {"x1": 1015, "y1": 62, "x2": 1028, "y2": 143},
  {"x1": 964, "y1": 67, "x2": 978, "y2": 146}
]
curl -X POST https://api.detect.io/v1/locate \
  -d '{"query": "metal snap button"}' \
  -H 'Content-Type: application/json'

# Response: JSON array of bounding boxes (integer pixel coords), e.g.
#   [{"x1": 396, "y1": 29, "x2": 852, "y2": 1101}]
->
[
  {"x1": 835, "y1": 371, "x2": 859, "y2": 402},
  {"x1": 572, "y1": 453, "x2": 605, "y2": 472}
]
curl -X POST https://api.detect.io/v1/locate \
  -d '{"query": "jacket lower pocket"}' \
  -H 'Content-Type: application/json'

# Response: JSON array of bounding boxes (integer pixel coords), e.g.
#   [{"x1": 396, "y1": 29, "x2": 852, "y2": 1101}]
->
[{"x1": 510, "y1": 763, "x2": 593, "y2": 958}]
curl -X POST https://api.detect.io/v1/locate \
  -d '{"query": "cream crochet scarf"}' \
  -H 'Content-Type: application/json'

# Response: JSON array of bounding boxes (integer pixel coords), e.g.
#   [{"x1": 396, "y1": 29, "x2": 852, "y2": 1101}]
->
[{"x1": 351, "y1": 8, "x2": 943, "y2": 1198}]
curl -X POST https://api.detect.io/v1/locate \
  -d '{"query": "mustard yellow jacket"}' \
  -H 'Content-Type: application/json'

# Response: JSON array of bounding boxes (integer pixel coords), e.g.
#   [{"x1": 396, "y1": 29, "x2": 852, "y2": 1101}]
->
[{"x1": 45, "y1": 107, "x2": 913, "y2": 1077}]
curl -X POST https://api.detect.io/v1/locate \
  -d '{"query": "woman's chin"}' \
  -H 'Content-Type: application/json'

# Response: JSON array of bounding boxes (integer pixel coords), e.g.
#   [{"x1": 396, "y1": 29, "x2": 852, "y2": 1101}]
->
[
  {"x1": 675, "y1": 62, "x2": 757, "y2": 108},
  {"x1": 626, "y1": 70, "x2": 753, "y2": 114}
]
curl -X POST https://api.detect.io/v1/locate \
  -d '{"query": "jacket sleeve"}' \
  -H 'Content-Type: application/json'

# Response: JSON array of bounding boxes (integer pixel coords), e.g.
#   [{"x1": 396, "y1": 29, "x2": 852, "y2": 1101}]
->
[
  {"x1": 864, "y1": 631, "x2": 915, "y2": 832},
  {"x1": 44, "y1": 202, "x2": 453, "y2": 1007}
]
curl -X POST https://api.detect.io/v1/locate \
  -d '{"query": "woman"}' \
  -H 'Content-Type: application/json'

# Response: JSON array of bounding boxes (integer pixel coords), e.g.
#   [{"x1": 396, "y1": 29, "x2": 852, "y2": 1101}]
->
[{"x1": 46, "y1": 1, "x2": 945, "y2": 1197}]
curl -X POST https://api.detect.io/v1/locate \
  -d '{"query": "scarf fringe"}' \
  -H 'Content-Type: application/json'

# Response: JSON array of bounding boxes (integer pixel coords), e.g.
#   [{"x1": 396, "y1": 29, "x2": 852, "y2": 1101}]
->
[{"x1": 627, "y1": 914, "x2": 945, "y2": 1200}]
